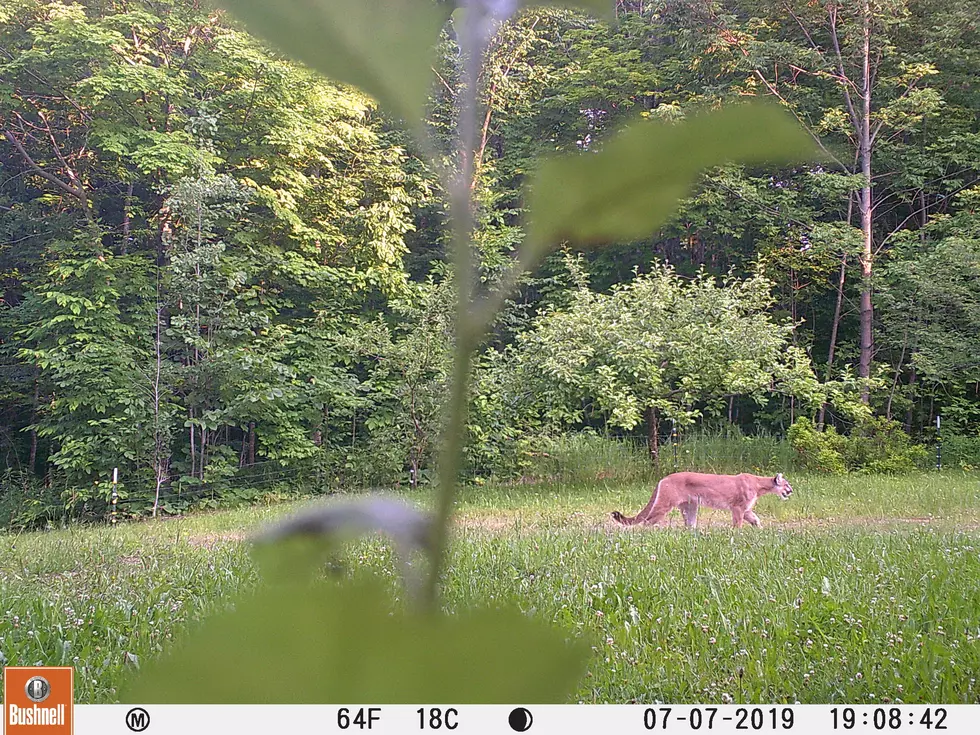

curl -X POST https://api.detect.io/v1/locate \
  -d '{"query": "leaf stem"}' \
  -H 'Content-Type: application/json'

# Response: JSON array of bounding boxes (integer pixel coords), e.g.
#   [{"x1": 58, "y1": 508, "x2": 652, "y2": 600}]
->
[{"x1": 424, "y1": 2, "x2": 485, "y2": 611}]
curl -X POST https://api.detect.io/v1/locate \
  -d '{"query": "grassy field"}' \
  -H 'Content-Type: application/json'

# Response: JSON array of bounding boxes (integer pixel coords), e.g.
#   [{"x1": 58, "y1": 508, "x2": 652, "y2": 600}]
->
[{"x1": 1, "y1": 472, "x2": 979, "y2": 704}]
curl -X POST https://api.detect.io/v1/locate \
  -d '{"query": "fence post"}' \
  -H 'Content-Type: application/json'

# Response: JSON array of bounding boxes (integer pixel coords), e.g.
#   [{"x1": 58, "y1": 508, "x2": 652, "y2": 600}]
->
[
  {"x1": 935, "y1": 415, "x2": 942, "y2": 471},
  {"x1": 111, "y1": 467, "x2": 118, "y2": 525}
]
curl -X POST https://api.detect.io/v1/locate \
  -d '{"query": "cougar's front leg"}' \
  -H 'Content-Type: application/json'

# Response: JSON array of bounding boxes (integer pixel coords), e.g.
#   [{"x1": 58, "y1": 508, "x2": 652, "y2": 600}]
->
[{"x1": 679, "y1": 501, "x2": 699, "y2": 529}]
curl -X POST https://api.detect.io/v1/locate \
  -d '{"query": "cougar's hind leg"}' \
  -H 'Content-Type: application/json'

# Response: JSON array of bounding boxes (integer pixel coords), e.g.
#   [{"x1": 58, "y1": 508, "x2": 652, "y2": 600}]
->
[
  {"x1": 744, "y1": 510, "x2": 762, "y2": 527},
  {"x1": 731, "y1": 508, "x2": 745, "y2": 528},
  {"x1": 631, "y1": 480, "x2": 664, "y2": 523},
  {"x1": 679, "y1": 501, "x2": 699, "y2": 529},
  {"x1": 642, "y1": 498, "x2": 674, "y2": 526}
]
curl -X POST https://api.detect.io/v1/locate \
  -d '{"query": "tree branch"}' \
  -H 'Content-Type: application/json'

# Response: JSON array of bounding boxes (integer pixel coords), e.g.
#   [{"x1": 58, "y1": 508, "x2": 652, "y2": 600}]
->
[
  {"x1": 2, "y1": 129, "x2": 92, "y2": 220},
  {"x1": 827, "y1": 4, "x2": 862, "y2": 137}
]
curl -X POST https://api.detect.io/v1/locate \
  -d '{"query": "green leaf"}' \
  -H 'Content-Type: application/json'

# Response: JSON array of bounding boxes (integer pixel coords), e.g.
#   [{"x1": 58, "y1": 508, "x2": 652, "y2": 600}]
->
[
  {"x1": 532, "y1": 0, "x2": 616, "y2": 18},
  {"x1": 215, "y1": 0, "x2": 449, "y2": 124},
  {"x1": 123, "y1": 580, "x2": 588, "y2": 703},
  {"x1": 526, "y1": 104, "x2": 815, "y2": 250}
]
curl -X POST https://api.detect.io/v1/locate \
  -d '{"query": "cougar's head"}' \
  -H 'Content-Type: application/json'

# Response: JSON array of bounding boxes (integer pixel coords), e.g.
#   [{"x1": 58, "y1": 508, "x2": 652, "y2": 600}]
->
[{"x1": 774, "y1": 472, "x2": 793, "y2": 500}]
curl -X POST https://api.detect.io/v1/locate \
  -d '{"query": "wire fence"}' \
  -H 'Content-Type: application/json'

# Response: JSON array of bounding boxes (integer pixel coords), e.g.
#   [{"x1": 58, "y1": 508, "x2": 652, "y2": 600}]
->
[{"x1": 0, "y1": 457, "x2": 347, "y2": 529}]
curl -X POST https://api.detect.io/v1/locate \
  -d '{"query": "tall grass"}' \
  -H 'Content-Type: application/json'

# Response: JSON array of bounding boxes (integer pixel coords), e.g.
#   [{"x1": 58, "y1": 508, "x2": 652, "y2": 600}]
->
[
  {"x1": 521, "y1": 432, "x2": 658, "y2": 485},
  {"x1": 671, "y1": 431, "x2": 798, "y2": 474},
  {"x1": 443, "y1": 527, "x2": 980, "y2": 704},
  {"x1": 520, "y1": 430, "x2": 809, "y2": 485}
]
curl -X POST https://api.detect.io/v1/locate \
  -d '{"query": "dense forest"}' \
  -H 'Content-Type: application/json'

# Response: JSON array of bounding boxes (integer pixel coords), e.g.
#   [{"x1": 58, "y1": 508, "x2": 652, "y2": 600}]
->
[{"x1": 2, "y1": 0, "x2": 979, "y2": 525}]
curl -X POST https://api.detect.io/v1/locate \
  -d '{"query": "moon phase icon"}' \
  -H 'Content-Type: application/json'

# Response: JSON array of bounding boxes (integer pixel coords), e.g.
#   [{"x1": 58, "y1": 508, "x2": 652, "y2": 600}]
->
[{"x1": 508, "y1": 707, "x2": 533, "y2": 732}]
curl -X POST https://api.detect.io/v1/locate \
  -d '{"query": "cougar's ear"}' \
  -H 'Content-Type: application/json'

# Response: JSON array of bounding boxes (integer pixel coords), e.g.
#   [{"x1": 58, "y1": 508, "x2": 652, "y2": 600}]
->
[{"x1": 775, "y1": 472, "x2": 783, "y2": 483}]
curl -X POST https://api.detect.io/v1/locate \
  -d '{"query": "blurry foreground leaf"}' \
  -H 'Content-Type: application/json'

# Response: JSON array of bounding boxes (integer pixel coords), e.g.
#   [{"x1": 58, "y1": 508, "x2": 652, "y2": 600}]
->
[
  {"x1": 251, "y1": 496, "x2": 433, "y2": 596},
  {"x1": 254, "y1": 496, "x2": 433, "y2": 553},
  {"x1": 124, "y1": 581, "x2": 588, "y2": 703},
  {"x1": 526, "y1": 104, "x2": 815, "y2": 250},
  {"x1": 215, "y1": 0, "x2": 449, "y2": 124}
]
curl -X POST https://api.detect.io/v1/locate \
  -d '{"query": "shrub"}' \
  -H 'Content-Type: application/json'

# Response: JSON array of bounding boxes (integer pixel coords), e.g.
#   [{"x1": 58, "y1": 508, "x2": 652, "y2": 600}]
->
[
  {"x1": 522, "y1": 431, "x2": 656, "y2": 484},
  {"x1": 788, "y1": 416, "x2": 928, "y2": 474},
  {"x1": 939, "y1": 434, "x2": 980, "y2": 471},
  {"x1": 845, "y1": 416, "x2": 929, "y2": 473},
  {"x1": 787, "y1": 418, "x2": 847, "y2": 474},
  {"x1": 0, "y1": 470, "x2": 66, "y2": 530}
]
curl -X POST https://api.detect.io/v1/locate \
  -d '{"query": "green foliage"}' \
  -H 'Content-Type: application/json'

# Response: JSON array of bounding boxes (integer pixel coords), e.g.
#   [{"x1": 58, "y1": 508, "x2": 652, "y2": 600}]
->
[
  {"x1": 845, "y1": 417, "x2": 930, "y2": 474},
  {"x1": 2, "y1": 0, "x2": 974, "y2": 508},
  {"x1": 0, "y1": 470, "x2": 64, "y2": 530},
  {"x1": 787, "y1": 418, "x2": 848, "y2": 475},
  {"x1": 340, "y1": 279, "x2": 455, "y2": 487},
  {"x1": 942, "y1": 434, "x2": 980, "y2": 472},
  {"x1": 502, "y1": 259, "x2": 818, "y2": 432},
  {"x1": 536, "y1": 0, "x2": 614, "y2": 18},
  {"x1": 16, "y1": 230, "x2": 155, "y2": 499},
  {"x1": 0, "y1": 0, "x2": 424, "y2": 508},
  {"x1": 878, "y1": 212, "x2": 980, "y2": 391},
  {"x1": 789, "y1": 417, "x2": 928, "y2": 474}
]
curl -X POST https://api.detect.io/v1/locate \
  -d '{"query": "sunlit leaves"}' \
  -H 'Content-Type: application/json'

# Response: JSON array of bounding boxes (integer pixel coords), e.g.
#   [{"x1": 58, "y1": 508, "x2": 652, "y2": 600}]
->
[
  {"x1": 215, "y1": 0, "x2": 450, "y2": 124},
  {"x1": 124, "y1": 580, "x2": 588, "y2": 703},
  {"x1": 505, "y1": 262, "x2": 815, "y2": 432},
  {"x1": 533, "y1": 0, "x2": 615, "y2": 18},
  {"x1": 525, "y1": 104, "x2": 815, "y2": 250}
]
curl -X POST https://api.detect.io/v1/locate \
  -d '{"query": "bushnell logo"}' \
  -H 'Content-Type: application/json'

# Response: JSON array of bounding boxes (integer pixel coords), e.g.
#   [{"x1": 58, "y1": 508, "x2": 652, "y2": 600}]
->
[{"x1": 4, "y1": 666, "x2": 74, "y2": 734}]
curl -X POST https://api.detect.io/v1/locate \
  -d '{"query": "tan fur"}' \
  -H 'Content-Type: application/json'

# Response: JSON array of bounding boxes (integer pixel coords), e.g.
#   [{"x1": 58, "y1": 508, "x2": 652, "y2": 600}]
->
[{"x1": 611, "y1": 472, "x2": 793, "y2": 529}]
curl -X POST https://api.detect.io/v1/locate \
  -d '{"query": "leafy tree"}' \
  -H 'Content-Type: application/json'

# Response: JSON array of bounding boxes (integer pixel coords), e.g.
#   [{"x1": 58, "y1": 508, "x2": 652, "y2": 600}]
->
[
  {"x1": 16, "y1": 227, "x2": 156, "y2": 508},
  {"x1": 877, "y1": 189, "x2": 980, "y2": 429},
  {"x1": 677, "y1": 0, "x2": 978, "y2": 402},
  {"x1": 502, "y1": 257, "x2": 819, "y2": 458},
  {"x1": 0, "y1": 0, "x2": 423, "y2": 499},
  {"x1": 342, "y1": 278, "x2": 455, "y2": 487}
]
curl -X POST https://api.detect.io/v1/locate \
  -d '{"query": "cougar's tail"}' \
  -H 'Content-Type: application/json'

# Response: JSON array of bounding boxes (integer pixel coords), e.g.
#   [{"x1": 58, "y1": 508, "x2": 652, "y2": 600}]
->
[{"x1": 611, "y1": 479, "x2": 664, "y2": 525}]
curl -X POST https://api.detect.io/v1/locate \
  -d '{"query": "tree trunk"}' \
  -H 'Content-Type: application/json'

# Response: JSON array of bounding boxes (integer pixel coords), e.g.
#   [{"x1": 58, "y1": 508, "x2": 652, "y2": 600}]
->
[
  {"x1": 886, "y1": 326, "x2": 910, "y2": 420},
  {"x1": 28, "y1": 372, "x2": 39, "y2": 474},
  {"x1": 121, "y1": 181, "x2": 133, "y2": 255},
  {"x1": 247, "y1": 421, "x2": 256, "y2": 467},
  {"x1": 151, "y1": 293, "x2": 169, "y2": 517},
  {"x1": 857, "y1": 0, "x2": 874, "y2": 402},
  {"x1": 904, "y1": 366, "x2": 917, "y2": 432},
  {"x1": 646, "y1": 405, "x2": 660, "y2": 462},
  {"x1": 199, "y1": 425, "x2": 207, "y2": 480},
  {"x1": 817, "y1": 251, "x2": 848, "y2": 428},
  {"x1": 188, "y1": 410, "x2": 196, "y2": 479}
]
